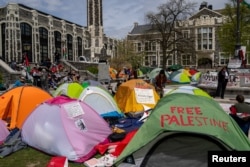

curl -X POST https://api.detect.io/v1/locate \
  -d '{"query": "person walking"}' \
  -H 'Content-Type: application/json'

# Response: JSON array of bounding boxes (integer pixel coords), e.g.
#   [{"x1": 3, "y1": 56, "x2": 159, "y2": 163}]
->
[{"x1": 214, "y1": 66, "x2": 229, "y2": 99}]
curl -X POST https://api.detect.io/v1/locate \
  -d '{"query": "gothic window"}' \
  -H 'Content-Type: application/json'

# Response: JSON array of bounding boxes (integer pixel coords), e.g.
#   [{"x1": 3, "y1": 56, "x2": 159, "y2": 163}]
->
[
  {"x1": 197, "y1": 27, "x2": 213, "y2": 50},
  {"x1": 77, "y1": 37, "x2": 82, "y2": 57},
  {"x1": 39, "y1": 27, "x2": 48, "y2": 63},
  {"x1": 21, "y1": 23, "x2": 32, "y2": 62},
  {"x1": 67, "y1": 34, "x2": 73, "y2": 61},
  {"x1": 54, "y1": 31, "x2": 61, "y2": 55},
  {"x1": 182, "y1": 54, "x2": 191, "y2": 66},
  {"x1": 1, "y1": 23, "x2": 6, "y2": 61}
]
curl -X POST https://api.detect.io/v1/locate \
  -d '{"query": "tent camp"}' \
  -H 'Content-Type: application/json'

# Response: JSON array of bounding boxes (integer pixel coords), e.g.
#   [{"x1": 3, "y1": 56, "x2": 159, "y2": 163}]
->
[
  {"x1": 0, "y1": 86, "x2": 52, "y2": 129},
  {"x1": 115, "y1": 93, "x2": 250, "y2": 167},
  {"x1": 79, "y1": 86, "x2": 123, "y2": 118},
  {"x1": 114, "y1": 79, "x2": 160, "y2": 113},
  {"x1": 22, "y1": 96, "x2": 112, "y2": 163},
  {"x1": 53, "y1": 82, "x2": 84, "y2": 99}
]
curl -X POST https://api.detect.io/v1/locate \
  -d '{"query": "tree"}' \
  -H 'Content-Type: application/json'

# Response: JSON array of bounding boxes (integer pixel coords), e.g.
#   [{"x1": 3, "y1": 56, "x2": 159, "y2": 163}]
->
[
  {"x1": 109, "y1": 39, "x2": 144, "y2": 70},
  {"x1": 146, "y1": 0, "x2": 197, "y2": 69},
  {"x1": 217, "y1": 0, "x2": 250, "y2": 56}
]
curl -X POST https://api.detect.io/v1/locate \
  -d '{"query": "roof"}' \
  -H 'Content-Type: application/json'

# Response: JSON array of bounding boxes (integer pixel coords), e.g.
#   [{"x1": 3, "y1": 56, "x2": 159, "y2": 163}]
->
[{"x1": 129, "y1": 24, "x2": 155, "y2": 35}]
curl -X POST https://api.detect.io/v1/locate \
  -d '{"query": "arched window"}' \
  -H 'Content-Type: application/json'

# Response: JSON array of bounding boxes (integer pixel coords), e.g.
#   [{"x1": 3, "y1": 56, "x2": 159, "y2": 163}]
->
[
  {"x1": 39, "y1": 27, "x2": 48, "y2": 63},
  {"x1": 1, "y1": 23, "x2": 6, "y2": 61},
  {"x1": 54, "y1": 31, "x2": 61, "y2": 56},
  {"x1": 67, "y1": 34, "x2": 73, "y2": 61},
  {"x1": 21, "y1": 23, "x2": 32, "y2": 62},
  {"x1": 77, "y1": 37, "x2": 82, "y2": 57}
]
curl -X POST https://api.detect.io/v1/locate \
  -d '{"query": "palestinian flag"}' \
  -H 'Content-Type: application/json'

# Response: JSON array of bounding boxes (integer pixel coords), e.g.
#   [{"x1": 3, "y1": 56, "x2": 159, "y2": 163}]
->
[
  {"x1": 24, "y1": 54, "x2": 30, "y2": 72},
  {"x1": 241, "y1": 0, "x2": 250, "y2": 8}
]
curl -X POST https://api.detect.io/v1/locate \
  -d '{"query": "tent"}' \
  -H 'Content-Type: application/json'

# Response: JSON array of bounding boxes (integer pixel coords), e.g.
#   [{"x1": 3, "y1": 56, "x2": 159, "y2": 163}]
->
[
  {"x1": 115, "y1": 93, "x2": 250, "y2": 166},
  {"x1": 114, "y1": 79, "x2": 160, "y2": 113},
  {"x1": 170, "y1": 71, "x2": 191, "y2": 84},
  {"x1": 146, "y1": 68, "x2": 169, "y2": 81},
  {"x1": 22, "y1": 96, "x2": 112, "y2": 163},
  {"x1": 109, "y1": 67, "x2": 118, "y2": 80},
  {"x1": 165, "y1": 85, "x2": 211, "y2": 98},
  {"x1": 81, "y1": 79, "x2": 108, "y2": 91},
  {"x1": 79, "y1": 86, "x2": 123, "y2": 118},
  {"x1": 0, "y1": 119, "x2": 9, "y2": 144},
  {"x1": 0, "y1": 86, "x2": 52, "y2": 129},
  {"x1": 53, "y1": 82, "x2": 84, "y2": 99}
]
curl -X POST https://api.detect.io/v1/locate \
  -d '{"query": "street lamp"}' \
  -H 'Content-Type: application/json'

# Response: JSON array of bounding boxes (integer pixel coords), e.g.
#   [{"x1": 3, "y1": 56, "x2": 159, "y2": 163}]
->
[{"x1": 235, "y1": 0, "x2": 241, "y2": 58}]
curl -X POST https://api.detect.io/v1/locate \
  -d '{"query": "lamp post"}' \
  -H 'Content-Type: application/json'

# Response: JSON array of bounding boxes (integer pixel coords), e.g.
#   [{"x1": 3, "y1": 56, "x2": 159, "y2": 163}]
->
[{"x1": 235, "y1": 0, "x2": 241, "y2": 58}]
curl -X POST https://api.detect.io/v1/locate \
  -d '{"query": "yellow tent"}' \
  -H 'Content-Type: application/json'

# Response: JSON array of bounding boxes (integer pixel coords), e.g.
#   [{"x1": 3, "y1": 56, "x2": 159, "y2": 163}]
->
[{"x1": 114, "y1": 79, "x2": 160, "y2": 113}]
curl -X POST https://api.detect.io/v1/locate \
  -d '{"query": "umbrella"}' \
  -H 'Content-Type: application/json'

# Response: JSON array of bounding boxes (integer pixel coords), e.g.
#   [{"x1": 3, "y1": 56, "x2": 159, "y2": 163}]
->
[
  {"x1": 147, "y1": 68, "x2": 169, "y2": 80},
  {"x1": 165, "y1": 85, "x2": 211, "y2": 98},
  {"x1": 170, "y1": 71, "x2": 191, "y2": 84},
  {"x1": 191, "y1": 72, "x2": 202, "y2": 82}
]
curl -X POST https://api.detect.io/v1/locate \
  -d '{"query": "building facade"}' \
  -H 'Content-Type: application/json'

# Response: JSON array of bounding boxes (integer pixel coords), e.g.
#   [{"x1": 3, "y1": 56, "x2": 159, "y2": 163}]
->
[
  {"x1": 0, "y1": 0, "x2": 117, "y2": 65},
  {"x1": 127, "y1": 2, "x2": 249, "y2": 69}
]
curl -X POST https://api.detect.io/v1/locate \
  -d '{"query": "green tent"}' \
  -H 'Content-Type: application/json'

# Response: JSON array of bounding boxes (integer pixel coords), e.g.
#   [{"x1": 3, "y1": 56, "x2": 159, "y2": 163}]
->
[
  {"x1": 53, "y1": 82, "x2": 84, "y2": 98},
  {"x1": 115, "y1": 93, "x2": 250, "y2": 166}
]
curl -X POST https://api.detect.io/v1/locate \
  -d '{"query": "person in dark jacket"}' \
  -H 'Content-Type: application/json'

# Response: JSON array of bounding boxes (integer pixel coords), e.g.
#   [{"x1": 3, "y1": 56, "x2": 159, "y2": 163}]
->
[
  {"x1": 229, "y1": 95, "x2": 250, "y2": 136},
  {"x1": 215, "y1": 66, "x2": 229, "y2": 99}
]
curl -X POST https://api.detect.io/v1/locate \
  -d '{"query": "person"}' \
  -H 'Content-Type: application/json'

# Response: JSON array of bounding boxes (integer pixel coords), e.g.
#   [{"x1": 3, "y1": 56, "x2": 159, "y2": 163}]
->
[
  {"x1": 12, "y1": 76, "x2": 26, "y2": 88},
  {"x1": 154, "y1": 69, "x2": 167, "y2": 98},
  {"x1": 214, "y1": 66, "x2": 229, "y2": 99},
  {"x1": 229, "y1": 95, "x2": 250, "y2": 136}
]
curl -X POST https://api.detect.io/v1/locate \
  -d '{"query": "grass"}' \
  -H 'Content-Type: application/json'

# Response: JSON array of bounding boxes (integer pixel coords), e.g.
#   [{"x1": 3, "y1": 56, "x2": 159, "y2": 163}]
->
[{"x1": 0, "y1": 146, "x2": 87, "y2": 167}]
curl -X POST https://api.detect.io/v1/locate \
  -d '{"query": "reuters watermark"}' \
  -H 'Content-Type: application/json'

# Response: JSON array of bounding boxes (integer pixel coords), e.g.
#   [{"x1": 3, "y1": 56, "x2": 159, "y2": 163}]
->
[{"x1": 208, "y1": 151, "x2": 250, "y2": 167}]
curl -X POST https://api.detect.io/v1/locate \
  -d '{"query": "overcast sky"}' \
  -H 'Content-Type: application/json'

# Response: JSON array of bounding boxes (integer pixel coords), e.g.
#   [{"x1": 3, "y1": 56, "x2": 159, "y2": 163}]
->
[{"x1": 0, "y1": 0, "x2": 229, "y2": 39}]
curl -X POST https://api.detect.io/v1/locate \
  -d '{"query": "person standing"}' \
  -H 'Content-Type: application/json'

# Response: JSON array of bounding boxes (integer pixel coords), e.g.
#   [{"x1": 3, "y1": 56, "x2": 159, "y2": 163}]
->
[
  {"x1": 154, "y1": 69, "x2": 167, "y2": 98},
  {"x1": 215, "y1": 66, "x2": 229, "y2": 99}
]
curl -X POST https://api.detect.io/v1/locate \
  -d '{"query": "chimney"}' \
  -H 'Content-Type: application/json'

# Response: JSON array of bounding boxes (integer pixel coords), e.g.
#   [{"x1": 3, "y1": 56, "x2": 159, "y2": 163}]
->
[
  {"x1": 199, "y1": 1, "x2": 208, "y2": 10},
  {"x1": 134, "y1": 22, "x2": 138, "y2": 27},
  {"x1": 208, "y1": 5, "x2": 213, "y2": 10}
]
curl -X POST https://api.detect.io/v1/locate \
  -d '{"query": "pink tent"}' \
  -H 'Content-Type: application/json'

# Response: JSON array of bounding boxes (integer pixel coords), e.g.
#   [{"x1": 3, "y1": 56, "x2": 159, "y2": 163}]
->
[
  {"x1": 21, "y1": 96, "x2": 112, "y2": 162},
  {"x1": 0, "y1": 119, "x2": 9, "y2": 144}
]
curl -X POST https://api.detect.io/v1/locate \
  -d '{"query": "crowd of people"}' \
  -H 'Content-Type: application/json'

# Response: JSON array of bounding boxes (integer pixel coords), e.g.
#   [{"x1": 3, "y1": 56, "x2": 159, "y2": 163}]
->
[{"x1": 9, "y1": 63, "x2": 80, "y2": 91}]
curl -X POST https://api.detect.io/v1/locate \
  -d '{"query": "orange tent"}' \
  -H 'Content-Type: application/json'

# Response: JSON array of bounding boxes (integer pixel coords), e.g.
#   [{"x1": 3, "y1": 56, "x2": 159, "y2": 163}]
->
[
  {"x1": 109, "y1": 67, "x2": 118, "y2": 80},
  {"x1": 114, "y1": 79, "x2": 160, "y2": 113},
  {"x1": 0, "y1": 86, "x2": 52, "y2": 129}
]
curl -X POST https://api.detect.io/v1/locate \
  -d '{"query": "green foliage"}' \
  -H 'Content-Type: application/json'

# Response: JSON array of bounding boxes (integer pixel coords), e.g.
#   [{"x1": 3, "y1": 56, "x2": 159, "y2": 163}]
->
[
  {"x1": 217, "y1": 2, "x2": 250, "y2": 55},
  {"x1": 110, "y1": 40, "x2": 143, "y2": 70},
  {"x1": 87, "y1": 66, "x2": 98, "y2": 74}
]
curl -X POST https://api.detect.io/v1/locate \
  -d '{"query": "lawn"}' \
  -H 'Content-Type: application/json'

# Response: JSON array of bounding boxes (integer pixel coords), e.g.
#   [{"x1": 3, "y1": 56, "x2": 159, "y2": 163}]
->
[{"x1": 0, "y1": 146, "x2": 87, "y2": 167}]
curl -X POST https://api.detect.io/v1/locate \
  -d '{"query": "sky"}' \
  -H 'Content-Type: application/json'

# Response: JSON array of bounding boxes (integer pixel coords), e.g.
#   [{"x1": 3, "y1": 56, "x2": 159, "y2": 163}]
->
[{"x1": 0, "y1": 0, "x2": 229, "y2": 39}]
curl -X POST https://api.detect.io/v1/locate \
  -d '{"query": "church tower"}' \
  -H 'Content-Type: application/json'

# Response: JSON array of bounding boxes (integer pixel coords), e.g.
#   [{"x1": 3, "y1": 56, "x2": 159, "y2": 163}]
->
[{"x1": 87, "y1": 0, "x2": 104, "y2": 59}]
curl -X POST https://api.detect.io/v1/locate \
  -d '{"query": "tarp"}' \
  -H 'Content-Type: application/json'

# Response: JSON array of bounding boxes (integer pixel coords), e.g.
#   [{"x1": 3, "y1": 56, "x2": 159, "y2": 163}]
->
[
  {"x1": 22, "y1": 96, "x2": 112, "y2": 163},
  {"x1": 115, "y1": 93, "x2": 250, "y2": 166},
  {"x1": 0, "y1": 86, "x2": 52, "y2": 129},
  {"x1": 114, "y1": 79, "x2": 160, "y2": 113}
]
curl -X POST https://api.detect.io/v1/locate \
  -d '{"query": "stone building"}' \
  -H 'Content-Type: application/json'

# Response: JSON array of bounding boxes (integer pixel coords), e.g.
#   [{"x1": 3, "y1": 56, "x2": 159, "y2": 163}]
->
[
  {"x1": 0, "y1": 0, "x2": 117, "y2": 65},
  {"x1": 127, "y1": 2, "x2": 249, "y2": 69}
]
